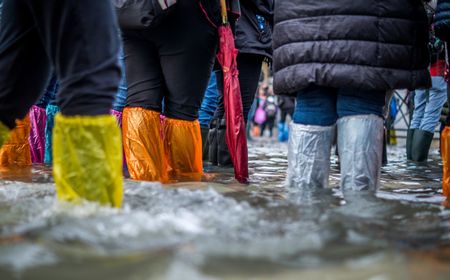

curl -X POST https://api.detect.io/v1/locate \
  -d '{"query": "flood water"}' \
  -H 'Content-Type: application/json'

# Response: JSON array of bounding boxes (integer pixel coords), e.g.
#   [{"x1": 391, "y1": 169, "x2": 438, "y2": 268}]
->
[{"x1": 0, "y1": 140, "x2": 449, "y2": 280}]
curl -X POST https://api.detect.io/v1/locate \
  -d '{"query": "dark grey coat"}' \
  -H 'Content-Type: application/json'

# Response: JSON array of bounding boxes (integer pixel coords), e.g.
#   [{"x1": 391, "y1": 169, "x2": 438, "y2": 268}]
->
[{"x1": 273, "y1": 0, "x2": 431, "y2": 96}]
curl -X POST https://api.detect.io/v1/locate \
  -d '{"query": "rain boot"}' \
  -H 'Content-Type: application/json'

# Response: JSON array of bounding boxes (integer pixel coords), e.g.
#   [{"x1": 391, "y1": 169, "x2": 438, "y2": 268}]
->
[
  {"x1": 441, "y1": 126, "x2": 450, "y2": 197},
  {"x1": 217, "y1": 119, "x2": 233, "y2": 167},
  {"x1": 286, "y1": 122, "x2": 335, "y2": 188},
  {"x1": 411, "y1": 129, "x2": 434, "y2": 162},
  {"x1": 29, "y1": 105, "x2": 47, "y2": 163},
  {"x1": 277, "y1": 122, "x2": 286, "y2": 142},
  {"x1": 406, "y1": 129, "x2": 416, "y2": 160},
  {"x1": 207, "y1": 119, "x2": 219, "y2": 166},
  {"x1": 164, "y1": 118, "x2": 203, "y2": 181},
  {"x1": 201, "y1": 127, "x2": 209, "y2": 161},
  {"x1": 382, "y1": 127, "x2": 388, "y2": 166},
  {"x1": 53, "y1": 114, "x2": 123, "y2": 207},
  {"x1": 44, "y1": 104, "x2": 60, "y2": 164},
  {"x1": 122, "y1": 107, "x2": 168, "y2": 182},
  {"x1": 0, "y1": 116, "x2": 32, "y2": 166},
  {"x1": 337, "y1": 115, "x2": 383, "y2": 192}
]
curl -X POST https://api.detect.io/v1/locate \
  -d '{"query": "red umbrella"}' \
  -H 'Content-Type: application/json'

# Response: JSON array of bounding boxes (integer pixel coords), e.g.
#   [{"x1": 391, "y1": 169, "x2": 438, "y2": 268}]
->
[{"x1": 216, "y1": 0, "x2": 249, "y2": 184}]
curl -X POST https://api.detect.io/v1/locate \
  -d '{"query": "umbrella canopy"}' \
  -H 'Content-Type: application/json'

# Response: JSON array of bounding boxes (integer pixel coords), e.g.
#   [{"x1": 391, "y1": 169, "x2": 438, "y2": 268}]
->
[{"x1": 216, "y1": 17, "x2": 249, "y2": 184}]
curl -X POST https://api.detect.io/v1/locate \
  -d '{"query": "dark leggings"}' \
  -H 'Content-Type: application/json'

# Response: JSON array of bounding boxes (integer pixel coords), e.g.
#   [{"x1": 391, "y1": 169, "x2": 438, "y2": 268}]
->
[
  {"x1": 280, "y1": 108, "x2": 294, "y2": 123},
  {"x1": 214, "y1": 53, "x2": 264, "y2": 121},
  {"x1": 123, "y1": 0, "x2": 218, "y2": 121},
  {"x1": 0, "y1": 0, "x2": 121, "y2": 129}
]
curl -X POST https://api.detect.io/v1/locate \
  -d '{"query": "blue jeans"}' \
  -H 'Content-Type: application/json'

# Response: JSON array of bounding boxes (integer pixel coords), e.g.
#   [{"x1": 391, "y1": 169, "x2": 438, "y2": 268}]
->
[
  {"x1": 198, "y1": 73, "x2": 219, "y2": 128},
  {"x1": 112, "y1": 49, "x2": 127, "y2": 112},
  {"x1": 293, "y1": 86, "x2": 386, "y2": 126},
  {"x1": 410, "y1": 76, "x2": 448, "y2": 133}
]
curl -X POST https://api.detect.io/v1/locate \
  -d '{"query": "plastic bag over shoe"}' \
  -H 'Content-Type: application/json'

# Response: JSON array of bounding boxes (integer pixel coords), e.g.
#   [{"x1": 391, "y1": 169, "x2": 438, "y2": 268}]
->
[
  {"x1": 164, "y1": 118, "x2": 203, "y2": 181},
  {"x1": 0, "y1": 116, "x2": 32, "y2": 166},
  {"x1": 122, "y1": 107, "x2": 168, "y2": 182},
  {"x1": 53, "y1": 114, "x2": 123, "y2": 207},
  {"x1": 286, "y1": 122, "x2": 335, "y2": 188}
]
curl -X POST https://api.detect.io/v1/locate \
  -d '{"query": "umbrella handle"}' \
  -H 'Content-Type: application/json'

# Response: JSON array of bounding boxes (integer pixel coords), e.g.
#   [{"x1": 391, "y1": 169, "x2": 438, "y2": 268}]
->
[{"x1": 220, "y1": 0, "x2": 228, "y2": 24}]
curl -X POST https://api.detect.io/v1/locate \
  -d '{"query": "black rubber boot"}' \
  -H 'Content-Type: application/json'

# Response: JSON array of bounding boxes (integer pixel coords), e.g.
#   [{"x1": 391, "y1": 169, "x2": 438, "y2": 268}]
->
[
  {"x1": 207, "y1": 119, "x2": 219, "y2": 166},
  {"x1": 382, "y1": 127, "x2": 388, "y2": 166},
  {"x1": 406, "y1": 129, "x2": 415, "y2": 160},
  {"x1": 217, "y1": 119, "x2": 233, "y2": 167},
  {"x1": 201, "y1": 127, "x2": 209, "y2": 161},
  {"x1": 411, "y1": 129, "x2": 434, "y2": 162}
]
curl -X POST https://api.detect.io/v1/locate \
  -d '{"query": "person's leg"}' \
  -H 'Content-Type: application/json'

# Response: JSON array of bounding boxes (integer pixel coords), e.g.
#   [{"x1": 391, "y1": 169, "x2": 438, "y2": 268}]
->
[
  {"x1": 199, "y1": 73, "x2": 219, "y2": 129},
  {"x1": 28, "y1": 0, "x2": 123, "y2": 207},
  {"x1": 336, "y1": 88, "x2": 386, "y2": 193},
  {"x1": 214, "y1": 54, "x2": 264, "y2": 121},
  {"x1": 268, "y1": 117, "x2": 275, "y2": 137},
  {"x1": 410, "y1": 90, "x2": 427, "y2": 130},
  {"x1": 287, "y1": 86, "x2": 337, "y2": 188},
  {"x1": 198, "y1": 73, "x2": 219, "y2": 160},
  {"x1": 411, "y1": 76, "x2": 448, "y2": 162},
  {"x1": 406, "y1": 90, "x2": 427, "y2": 159},
  {"x1": 121, "y1": 32, "x2": 167, "y2": 182},
  {"x1": 28, "y1": 104, "x2": 47, "y2": 163},
  {"x1": 0, "y1": 0, "x2": 50, "y2": 165},
  {"x1": 43, "y1": 74, "x2": 59, "y2": 164},
  {"x1": 212, "y1": 54, "x2": 263, "y2": 166},
  {"x1": 158, "y1": 0, "x2": 217, "y2": 180},
  {"x1": 0, "y1": 0, "x2": 50, "y2": 131}
]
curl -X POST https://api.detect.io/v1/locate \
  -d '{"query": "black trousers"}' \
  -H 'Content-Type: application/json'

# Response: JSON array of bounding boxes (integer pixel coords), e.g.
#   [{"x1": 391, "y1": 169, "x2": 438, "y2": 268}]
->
[
  {"x1": 214, "y1": 53, "x2": 264, "y2": 121},
  {"x1": 0, "y1": 0, "x2": 121, "y2": 129},
  {"x1": 122, "y1": 0, "x2": 218, "y2": 121},
  {"x1": 280, "y1": 108, "x2": 294, "y2": 123}
]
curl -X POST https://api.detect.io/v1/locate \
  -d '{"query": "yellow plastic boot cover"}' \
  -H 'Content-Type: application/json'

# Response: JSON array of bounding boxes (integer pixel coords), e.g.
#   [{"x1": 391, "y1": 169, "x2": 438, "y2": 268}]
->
[
  {"x1": 0, "y1": 121, "x2": 11, "y2": 149},
  {"x1": 0, "y1": 116, "x2": 32, "y2": 166},
  {"x1": 442, "y1": 127, "x2": 450, "y2": 197},
  {"x1": 164, "y1": 118, "x2": 203, "y2": 181},
  {"x1": 53, "y1": 114, "x2": 123, "y2": 207},
  {"x1": 122, "y1": 107, "x2": 168, "y2": 182}
]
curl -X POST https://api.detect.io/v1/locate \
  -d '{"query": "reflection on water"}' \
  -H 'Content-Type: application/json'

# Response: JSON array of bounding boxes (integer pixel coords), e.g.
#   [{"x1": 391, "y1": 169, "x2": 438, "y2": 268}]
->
[{"x1": 0, "y1": 141, "x2": 449, "y2": 280}]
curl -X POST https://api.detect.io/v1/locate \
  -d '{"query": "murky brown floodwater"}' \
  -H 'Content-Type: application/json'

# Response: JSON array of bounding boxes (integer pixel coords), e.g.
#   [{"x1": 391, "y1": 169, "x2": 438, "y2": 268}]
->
[{"x1": 0, "y1": 139, "x2": 449, "y2": 280}]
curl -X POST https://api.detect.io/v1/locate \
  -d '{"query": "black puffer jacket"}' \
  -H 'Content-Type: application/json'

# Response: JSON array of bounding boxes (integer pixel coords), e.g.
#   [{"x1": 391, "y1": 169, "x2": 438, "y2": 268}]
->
[
  {"x1": 273, "y1": 0, "x2": 431, "y2": 96},
  {"x1": 235, "y1": 0, "x2": 274, "y2": 59},
  {"x1": 435, "y1": 0, "x2": 450, "y2": 41}
]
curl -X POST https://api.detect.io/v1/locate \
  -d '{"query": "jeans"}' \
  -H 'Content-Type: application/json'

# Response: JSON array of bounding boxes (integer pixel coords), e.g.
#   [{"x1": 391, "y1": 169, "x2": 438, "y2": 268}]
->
[
  {"x1": 113, "y1": 49, "x2": 128, "y2": 112},
  {"x1": 293, "y1": 86, "x2": 386, "y2": 126},
  {"x1": 199, "y1": 73, "x2": 219, "y2": 128},
  {"x1": 410, "y1": 76, "x2": 448, "y2": 133},
  {"x1": 0, "y1": 0, "x2": 121, "y2": 129},
  {"x1": 35, "y1": 73, "x2": 59, "y2": 108}
]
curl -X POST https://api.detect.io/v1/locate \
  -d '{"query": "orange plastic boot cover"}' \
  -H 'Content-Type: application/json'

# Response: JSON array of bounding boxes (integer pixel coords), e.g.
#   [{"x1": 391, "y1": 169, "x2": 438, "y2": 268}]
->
[
  {"x1": 0, "y1": 115, "x2": 32, "y2": 166},
  {"x1": 164, "y1": 118, "x2": 203, "y2": 181},
  {"x1": 122, "y1": 107, "x2": 168, "y2": 182},
  {"x1": 442, "y1": 127, "x2": 450, "y2": 197}
]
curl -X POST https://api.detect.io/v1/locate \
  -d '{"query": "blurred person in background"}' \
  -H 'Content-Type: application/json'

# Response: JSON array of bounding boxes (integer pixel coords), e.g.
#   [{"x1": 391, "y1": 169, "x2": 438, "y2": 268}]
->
[
  {"x1": 277, "y1": 95, "x2": 295, "y2": 142},
  {"x1": 207, "y1": 0, "x2": 274, "y2": 167},
  {"x1": 407, "y1": 0, "x2": 448, "y2": 162},
  {"x1": 435, "y1": 0, "x2": 450, "y2": 197}
]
